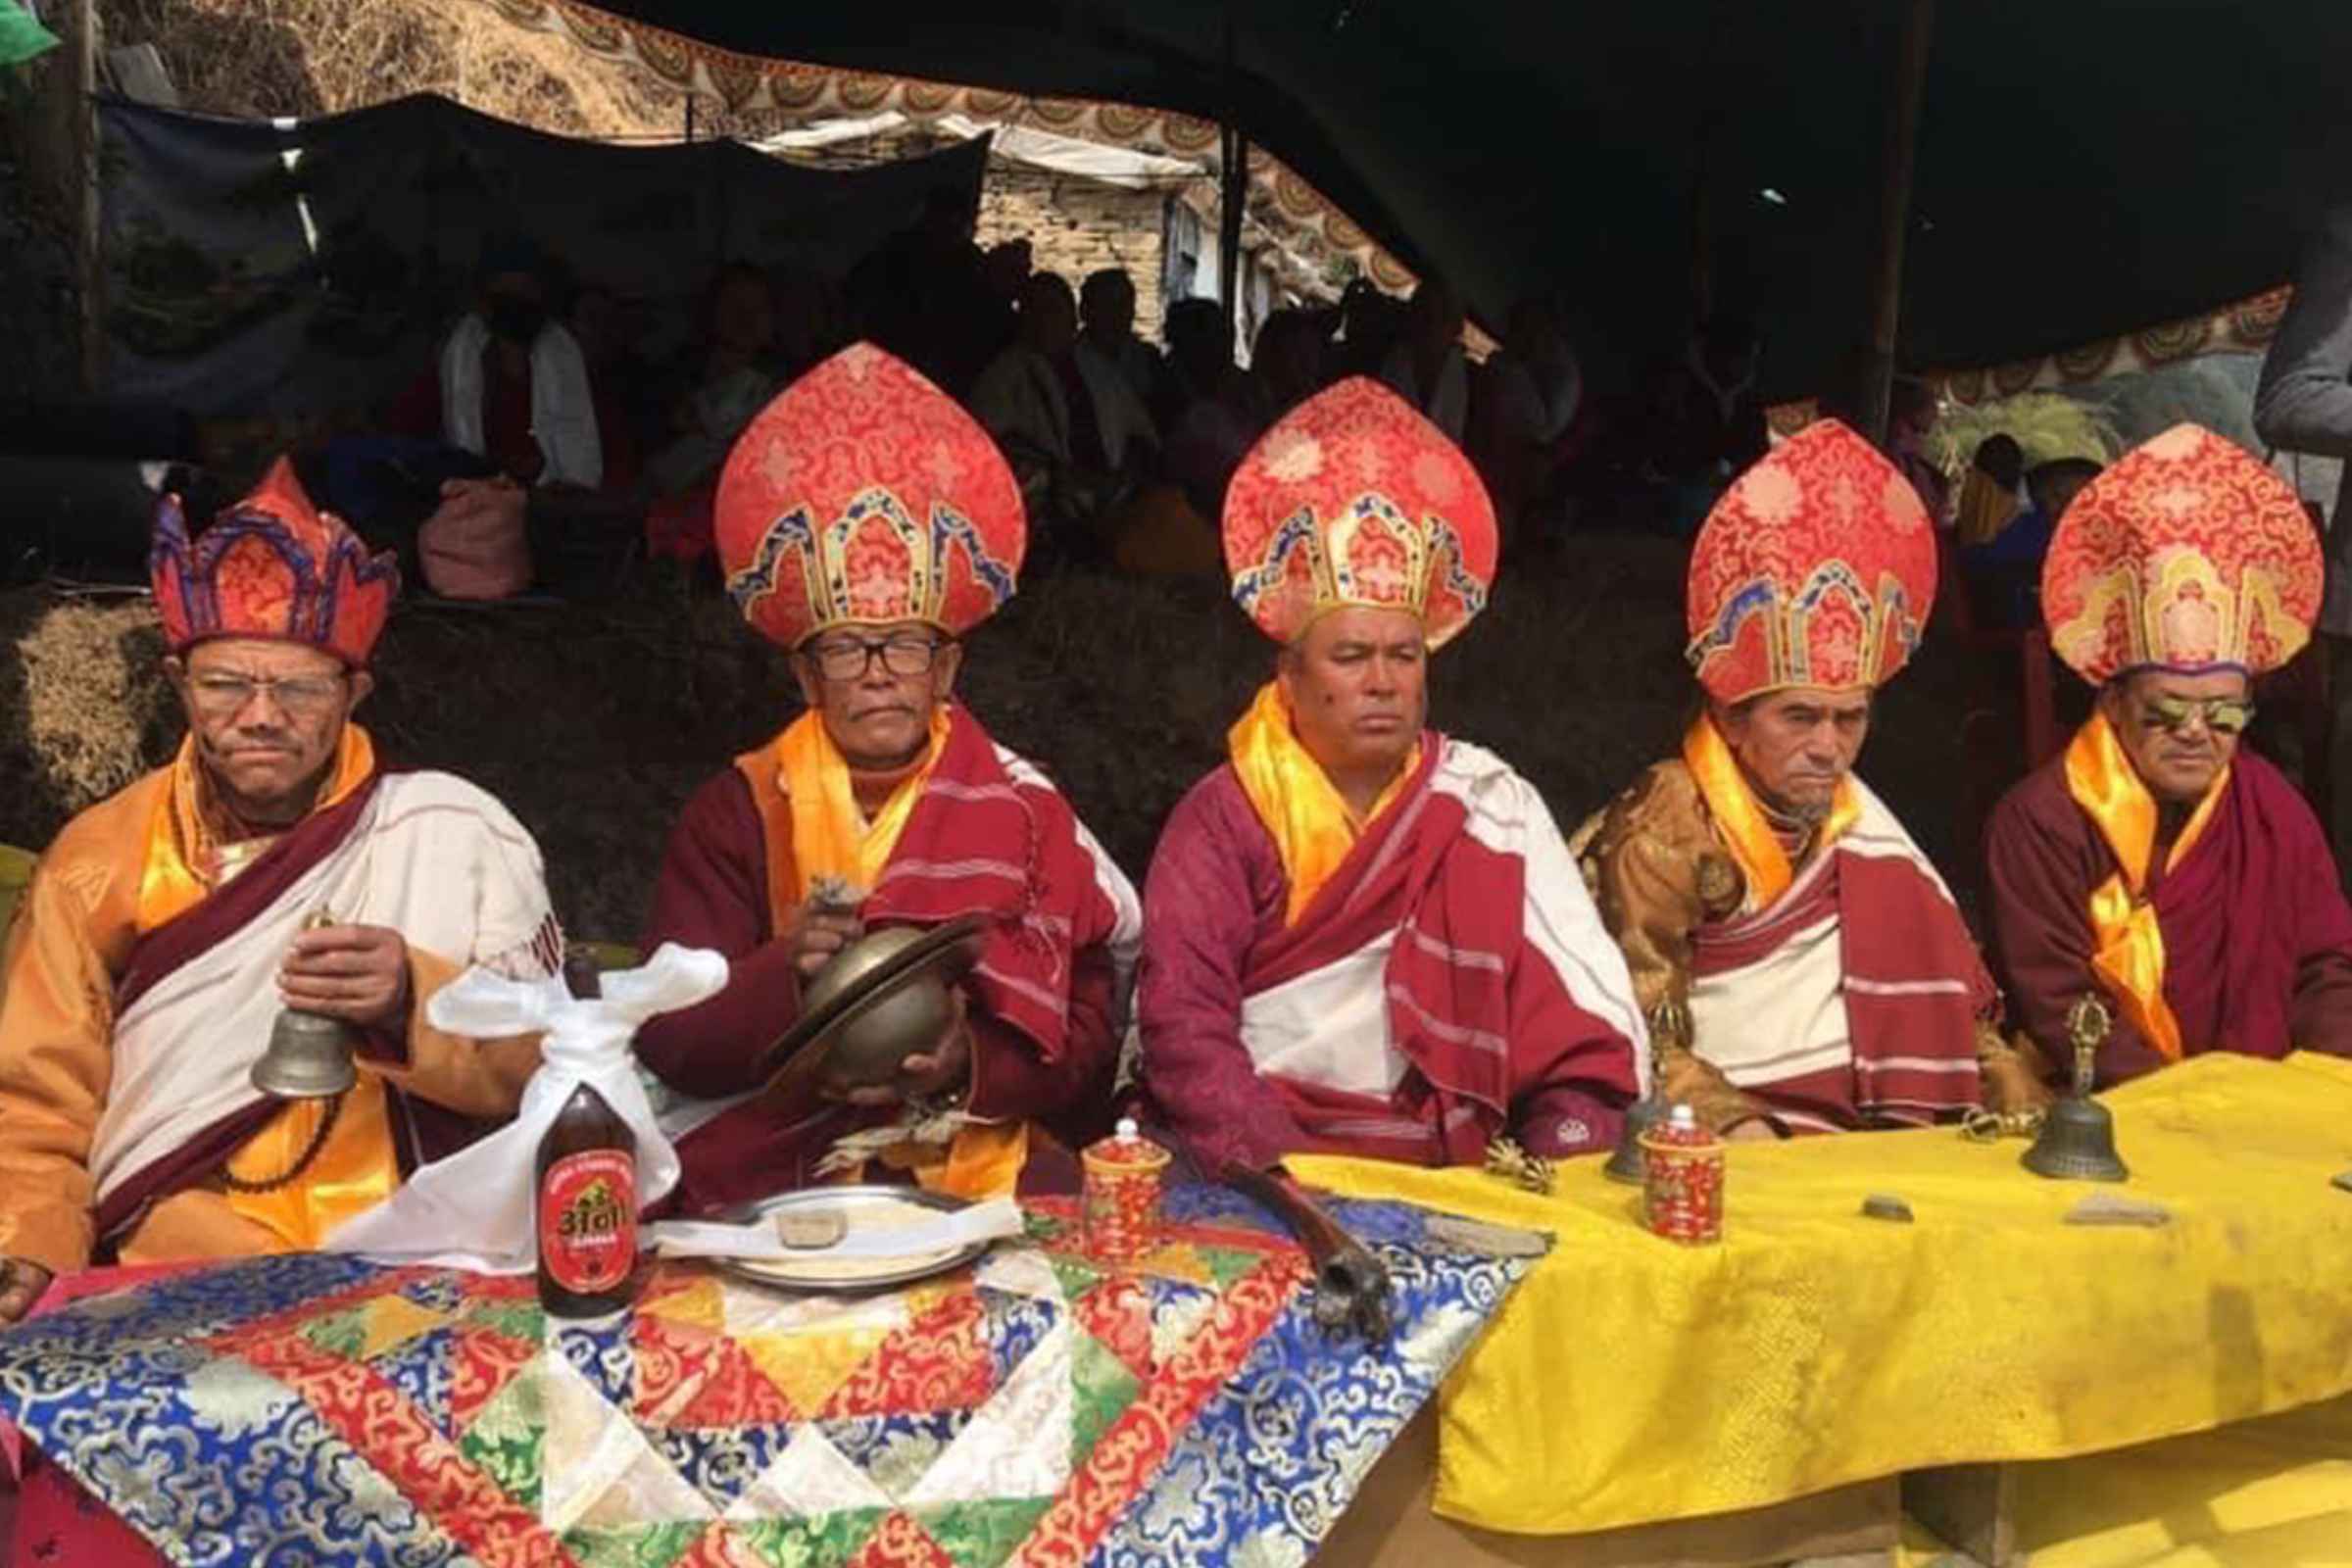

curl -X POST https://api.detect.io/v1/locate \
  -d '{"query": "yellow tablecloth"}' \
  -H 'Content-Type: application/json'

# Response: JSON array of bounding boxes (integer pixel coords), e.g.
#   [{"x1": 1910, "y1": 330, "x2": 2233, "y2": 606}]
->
[{"x1": 1292, "y1": 1052, "x2": 2352, "y2": 1538}]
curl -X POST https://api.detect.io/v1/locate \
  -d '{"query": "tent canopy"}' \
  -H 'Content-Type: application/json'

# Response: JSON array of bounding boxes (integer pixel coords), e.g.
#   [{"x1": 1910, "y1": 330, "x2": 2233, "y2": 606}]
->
[{"x1": 579, "y1": 0, "x2": 2352, "y2": 395}]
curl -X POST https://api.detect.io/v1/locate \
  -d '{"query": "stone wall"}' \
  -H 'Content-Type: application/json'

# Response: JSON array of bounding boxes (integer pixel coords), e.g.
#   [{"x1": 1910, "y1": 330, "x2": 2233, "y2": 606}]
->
[{"x1": 975, "y1": 167, "x2": 1173, "y2": 342}]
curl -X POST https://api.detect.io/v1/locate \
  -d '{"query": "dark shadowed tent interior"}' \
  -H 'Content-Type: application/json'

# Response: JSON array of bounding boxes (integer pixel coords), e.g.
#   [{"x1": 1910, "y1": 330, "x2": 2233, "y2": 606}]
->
[{"x1": 570, "y1": 0, "x2": 2352, "y2": 395}]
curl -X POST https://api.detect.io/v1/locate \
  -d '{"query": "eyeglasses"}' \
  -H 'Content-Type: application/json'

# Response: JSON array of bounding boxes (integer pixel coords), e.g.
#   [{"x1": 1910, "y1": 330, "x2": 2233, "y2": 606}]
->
[
  {"x1": 2140, "y1": 695, "x2": 2255, "y2": 737},
  {"x1": 187, "y1": 672, "x2": 348, "y2": 717},
  {"x1": 802, "y1": 633, "x2": 947, "y2": 682}
]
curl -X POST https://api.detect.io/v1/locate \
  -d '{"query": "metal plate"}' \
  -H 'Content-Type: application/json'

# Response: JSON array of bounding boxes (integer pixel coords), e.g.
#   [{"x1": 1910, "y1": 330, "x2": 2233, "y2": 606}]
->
[{"x1": 712, "y1": 1185, "x2": 995, "y2": 1296}]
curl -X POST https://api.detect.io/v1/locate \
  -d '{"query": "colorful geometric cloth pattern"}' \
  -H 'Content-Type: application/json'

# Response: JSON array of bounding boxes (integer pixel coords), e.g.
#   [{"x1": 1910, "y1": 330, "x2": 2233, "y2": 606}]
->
[
  {"x1": 150, "y1": 455, "x2": 401, "y2": 666},
  {"x1": 1223, "y1": 377, "x2": 1497, "y2": 650},
  {"x1": 0, "y1": 1192, "x2": 1522, "y2": 1568},
  {"x1": 718, "y1": 343, "x2": 1027, "y2": 650},
  {"x1": 1684, "y1": 418, "x2": 1937, "y2": 703},
  {"x1": 2041, "y1": 422, "x2": 2323, "y2": 683}
]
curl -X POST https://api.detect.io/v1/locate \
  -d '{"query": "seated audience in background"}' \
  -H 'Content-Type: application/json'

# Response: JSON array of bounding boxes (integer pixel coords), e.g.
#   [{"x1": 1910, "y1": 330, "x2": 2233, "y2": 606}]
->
[
  {"x1": 1953, "y1": 435, "x2": 2051, "y2": 629},
  {"x1": 1474, "y1": 296, "x2": 1584, "y2": 549},
  {"x1": 970, "y1": 272, "x2": 1156, "y2": 560},
  {"x1": 976, "y1": 238, "x2": 1033, "y2": 368},
  {"x1": 326, "y1": 234, "x2": 626, "y2": 590},
  {"x1": 1986, "y1": 425, "x2": 2352, "y2": 1089},
  {"x1": 1378, "y1": 278, "x2": 1469, "y2": 440},
  {"x1": 393, "y1": 234, "x2": 606, "y2": 492},
  {"x1": 1641, "y1": 313, "x2": 1768, "y2": 534},
  {"x1": 0, "y1": 463, "x2": 556, "y2": 1311},
  {"x1": 1953, "y1": 434, "x2": 2026, "y2": 548},
  {"x1": 1576, "y1": 421, "x2": 2044, "y2": 1136},
  {"x1": 1887, "y1": 375, "x2": 1950, "y2": 529},
  {"x1": 1140, "y1": 379, "x2": 1644, "y2": 1170},
  {"x1": 1333, "y1": 278, "x2": 1402, "y2": 382},
  {"x1": 564, "y1": 282, "x2": 649, "y2": 491},
  {"x1": 1078, "y1": 268, "x2": 1159, "y2": 405},
  {"x1": 647, "y1": 263, "x2": 782, "y2": 499},
  {"x1": 1157, "y1": 298, "x2": 1256, "y2": 520},
  {"x1": 850, "y1": 185, "x2": 996, "y2": 396},
  {"x1": 1249, "y1": 308, "x2": 1327, "y2": 425}
]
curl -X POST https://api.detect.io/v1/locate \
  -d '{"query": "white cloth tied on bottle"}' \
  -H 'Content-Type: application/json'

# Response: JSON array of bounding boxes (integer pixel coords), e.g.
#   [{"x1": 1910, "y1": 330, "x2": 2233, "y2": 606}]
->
[{"x1": 325, "y1": 943, "x2": 728, "y2": 1272}]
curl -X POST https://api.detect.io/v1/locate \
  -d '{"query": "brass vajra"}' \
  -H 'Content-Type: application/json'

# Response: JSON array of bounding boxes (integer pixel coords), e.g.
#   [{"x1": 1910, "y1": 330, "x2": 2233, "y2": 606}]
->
[{"x1": 1483, "y1": 1136, "x2": 1555, "y2": 1196}]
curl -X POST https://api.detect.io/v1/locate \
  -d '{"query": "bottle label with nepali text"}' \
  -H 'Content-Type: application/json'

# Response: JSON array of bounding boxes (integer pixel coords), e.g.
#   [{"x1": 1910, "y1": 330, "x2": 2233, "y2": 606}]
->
[{"x1": 539, "y1": 1150, "x2": 637, "y2": 1293}]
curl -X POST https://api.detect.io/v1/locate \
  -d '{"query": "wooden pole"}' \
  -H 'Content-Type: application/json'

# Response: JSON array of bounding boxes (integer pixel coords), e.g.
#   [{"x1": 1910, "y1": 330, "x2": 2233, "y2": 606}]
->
[
  {"x1": 68, "y1": 0, "x2": 103, "y2": 396},
  {"x1": 1217, "y1": 7, "x2": 1243, "y2": 332},
  {"x1": 1860, "y1": 0, "x2": 1936, "y2": 445},
  {"x1": 1219, "y1": 123, "x2": 1245, "y2": 325}
]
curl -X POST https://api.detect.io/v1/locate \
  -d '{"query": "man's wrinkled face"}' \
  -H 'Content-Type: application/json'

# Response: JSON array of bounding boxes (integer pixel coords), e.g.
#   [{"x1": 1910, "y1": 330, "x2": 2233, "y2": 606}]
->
[
  {"x1": 1280, "y1": 607, "x2": 1428, "y2": 783},
  {"x1": 793, "y1": 620, "x2": 961, "y2": 770},
  {"x1": 1715, "y1": 685, "x2": 1872, "y2": 821},
  {"x1": 2102, "y1": 668, "x2": 2250, "y2": 808},
  {"x1": 170, "y1": 637, "x2": 367, "y2": 816}
]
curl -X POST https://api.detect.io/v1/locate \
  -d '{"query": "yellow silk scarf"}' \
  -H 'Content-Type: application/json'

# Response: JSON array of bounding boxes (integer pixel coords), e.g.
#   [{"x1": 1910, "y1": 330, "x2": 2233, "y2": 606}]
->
[
  {"x1": 2062, "y1": 711, "x2": 2229, "y2": 1063},
  {"x1": 775, "y1": 707, "x2": 952, "y2": 904},
  {"x1": 1681, "y1": 710, "x2": 1860, "y2": 911},
  {"x1": 130, "y1": 723, "x2": 395, "y2": 1250},
  {"x1": 1227, "y1": 681, "x2": 1422, "y2": 926},
  {"x1": 770, "y1": 707, "x2": 1026, "y2": 1199}
]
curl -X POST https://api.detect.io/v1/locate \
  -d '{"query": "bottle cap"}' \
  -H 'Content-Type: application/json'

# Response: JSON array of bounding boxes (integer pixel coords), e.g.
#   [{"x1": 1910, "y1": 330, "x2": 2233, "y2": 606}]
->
[
  {"x1": 1114, "y1": 1116, "x2": 1140, "y2": 1140},
  {"x1": 1668, "y1": 1103, "x2": 1696, "y2": 1130}
]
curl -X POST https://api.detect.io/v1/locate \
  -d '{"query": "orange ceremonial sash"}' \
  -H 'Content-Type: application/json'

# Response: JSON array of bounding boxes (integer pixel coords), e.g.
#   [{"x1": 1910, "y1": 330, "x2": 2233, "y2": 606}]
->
[
  {"x1": 1681, "y1": 711, "x2": 1860, "y2": 910},
  {"x1": 1227, "y1": 681, "x2": 1421, "y2": 926},
  {"x1": 2062, "y1": 711, "x2": 2228, "y2": 1062}
]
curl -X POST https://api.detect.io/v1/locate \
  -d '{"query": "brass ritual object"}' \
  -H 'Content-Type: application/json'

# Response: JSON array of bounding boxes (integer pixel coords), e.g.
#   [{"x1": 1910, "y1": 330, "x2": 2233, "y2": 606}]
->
[
  {"x1": 762, "y1": 915, "x2": 987, "y2": 1090},
  {"x1": 1605, "y1": 1004, "x2": 1681, "y2": 1184},
  {"x1": 250, "y1": 908, "x2": 359, "y2": 1101},
  {"x1": 2021, "y1": 995, "x2": 2129, "y2": 1183}
]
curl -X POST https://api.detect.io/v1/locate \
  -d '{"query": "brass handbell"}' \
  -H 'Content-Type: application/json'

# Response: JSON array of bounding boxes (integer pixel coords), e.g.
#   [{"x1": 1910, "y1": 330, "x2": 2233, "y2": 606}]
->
[
  {"x1": 2022, "y1": 995, "x2": 2129, "y2": 1183},
  {"x1": 251, "y1": 1007, "x2": 359, "y2": 1099},
  {"x1": 250, "y1": 908, "x2": 358, "y2": 1101},
  {"x1": 1605, "y1": 1004, "x2": 1680, "y2": 1185}
]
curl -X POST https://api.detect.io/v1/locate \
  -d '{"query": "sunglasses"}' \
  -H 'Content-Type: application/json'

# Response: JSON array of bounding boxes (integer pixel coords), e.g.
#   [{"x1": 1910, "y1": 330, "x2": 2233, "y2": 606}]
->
[{"x1": 2140, "y1": 695, "x2": 2255, "y2": 737}]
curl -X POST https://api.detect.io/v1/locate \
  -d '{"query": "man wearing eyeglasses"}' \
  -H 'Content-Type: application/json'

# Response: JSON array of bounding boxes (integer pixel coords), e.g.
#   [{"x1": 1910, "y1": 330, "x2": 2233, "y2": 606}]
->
[
  {"x1": 637, "y1": 345, "x2": 1140, "y2": 1207},
  {"x1": 0, "y1": 460, "x2": 560, "y2": 1321},
  {"x1": 1985, "y1": 425, "x2": 2352, "y2": 1088}
]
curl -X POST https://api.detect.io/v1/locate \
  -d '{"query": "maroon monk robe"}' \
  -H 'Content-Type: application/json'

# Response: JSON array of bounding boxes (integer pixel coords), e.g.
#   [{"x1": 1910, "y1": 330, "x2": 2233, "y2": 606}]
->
[
  {"x1": 636, "y1": 713, "x2": 1134, "y2": 1210},
  {"x1": 1985, "y1": 749, "x2": 2352, "y2": 1087},
  {"x1": 1138, "y1": 746, "x2": 1640, "y2": 1173}
]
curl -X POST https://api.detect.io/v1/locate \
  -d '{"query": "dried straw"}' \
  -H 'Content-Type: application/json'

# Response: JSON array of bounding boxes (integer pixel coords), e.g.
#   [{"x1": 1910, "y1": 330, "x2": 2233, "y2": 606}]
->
[{"x1": 0, "y1": 547, "x2": 2000, "y2": 944}]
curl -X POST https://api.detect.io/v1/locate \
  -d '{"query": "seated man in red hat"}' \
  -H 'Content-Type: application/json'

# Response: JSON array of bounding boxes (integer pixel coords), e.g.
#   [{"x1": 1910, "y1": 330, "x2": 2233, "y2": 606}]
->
[
  {"x1": 638, "y1": 344, "x2": 1141, "y2": 1207},
  {"x1": 1986, "y1": 424, "x2": 2352, "y2": 1084},
  {"x1": 0, "y1": 462, "x2": 560, "y2": 1320},
  {"x1": 1137, "y1": 379, "x2": 1645, "y2": 1171},
  {"x1": 1575, "y1": 420, "x2": 2043, "y2": 1137}
]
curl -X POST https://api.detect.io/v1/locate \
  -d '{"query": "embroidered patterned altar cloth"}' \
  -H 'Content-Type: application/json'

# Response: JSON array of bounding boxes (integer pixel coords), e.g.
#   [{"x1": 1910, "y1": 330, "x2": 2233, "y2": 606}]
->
[{"x1": 0, "y1": 1190, "x2": 1523, "y2": 1567}]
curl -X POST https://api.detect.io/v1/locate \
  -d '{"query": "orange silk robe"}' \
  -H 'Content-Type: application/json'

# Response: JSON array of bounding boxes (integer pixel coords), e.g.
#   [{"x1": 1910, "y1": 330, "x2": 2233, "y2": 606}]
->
[{"x1": 0, "y1": 756, "x2": 539, "y2": 1275}]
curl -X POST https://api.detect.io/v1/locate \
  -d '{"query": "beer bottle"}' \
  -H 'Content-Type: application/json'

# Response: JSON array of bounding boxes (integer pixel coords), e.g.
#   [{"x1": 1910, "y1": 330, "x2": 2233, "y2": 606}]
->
[{"x1": 536, "y1": 952, "x2": 640, "y2": 1320}]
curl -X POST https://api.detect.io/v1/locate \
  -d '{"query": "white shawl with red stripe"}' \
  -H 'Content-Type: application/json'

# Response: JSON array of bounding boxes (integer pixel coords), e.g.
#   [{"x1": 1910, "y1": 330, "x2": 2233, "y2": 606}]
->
[{"x1": 1688, "y1": 777, "x2": 1989, "y2": 1131}]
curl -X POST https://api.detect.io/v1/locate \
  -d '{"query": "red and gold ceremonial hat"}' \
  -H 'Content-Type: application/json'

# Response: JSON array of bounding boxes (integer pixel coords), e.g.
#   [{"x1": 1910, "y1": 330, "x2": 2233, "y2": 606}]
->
[
  {"x1": 2042, "y1": 423, "x2": 2320, "y2": 683},
  {"x1": 1685, "y1": 418, "x2": 1937, "y2": 704},
  {"x1": 149, "y1": 456, "x2": 399, "y2": 666},
  {"x1": 1222, "y1": 377, "x2": 1496, "y2": 650},
  {"x1": 716, "y1": 342, "x2": 1026, "y2": 650}
]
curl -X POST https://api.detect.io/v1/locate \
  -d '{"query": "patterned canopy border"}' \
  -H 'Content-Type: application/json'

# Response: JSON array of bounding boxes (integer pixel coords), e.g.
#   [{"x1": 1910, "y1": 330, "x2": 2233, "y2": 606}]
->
[
  {"x1": 1767, "y1": 284, "x2": 2293, "y2": 434},
  {"x1": 475, "y1": 0, "x2": 1417, "y2": 293}
]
